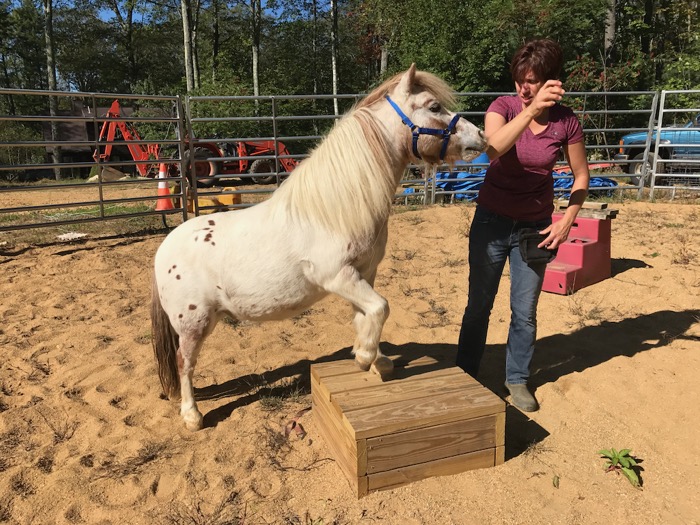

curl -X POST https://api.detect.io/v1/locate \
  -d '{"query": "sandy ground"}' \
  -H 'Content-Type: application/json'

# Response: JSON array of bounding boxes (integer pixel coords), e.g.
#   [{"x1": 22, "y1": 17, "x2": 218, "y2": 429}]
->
[{"x1": 1, "y1": 198, "x2": 699, "y2": 525}]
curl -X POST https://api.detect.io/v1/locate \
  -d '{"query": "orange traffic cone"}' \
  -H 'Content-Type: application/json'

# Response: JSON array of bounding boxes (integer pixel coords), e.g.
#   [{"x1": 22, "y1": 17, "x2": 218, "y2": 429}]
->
[{"x1": 155, "y1": 162, "x2": 174, "y2": 211}]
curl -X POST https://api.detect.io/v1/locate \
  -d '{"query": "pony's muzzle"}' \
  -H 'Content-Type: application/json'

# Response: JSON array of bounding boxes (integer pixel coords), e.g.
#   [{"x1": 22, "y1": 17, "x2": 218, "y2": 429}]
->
[{"x1": 462, "y1": 131, "x2": 487, "y2": 161}]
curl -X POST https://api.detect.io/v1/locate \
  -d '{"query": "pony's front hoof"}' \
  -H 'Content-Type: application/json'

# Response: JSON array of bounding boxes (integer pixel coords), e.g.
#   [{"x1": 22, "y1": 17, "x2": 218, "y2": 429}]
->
[
  {"x1": 354, "y1": 357, "x2": 372, "y2": 372},
  {"x1": 370, "y1": 356, "x2": 394, "y2": 381},
  {"x1": 182, "y1": 410, "x2": 204, "y2": 432}
]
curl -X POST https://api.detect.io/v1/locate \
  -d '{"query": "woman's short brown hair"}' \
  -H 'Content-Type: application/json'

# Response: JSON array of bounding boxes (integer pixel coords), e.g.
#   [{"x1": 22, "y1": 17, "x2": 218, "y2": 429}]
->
[{"x1": 510, "y1": 39, "x2": 563, "y2": 83}]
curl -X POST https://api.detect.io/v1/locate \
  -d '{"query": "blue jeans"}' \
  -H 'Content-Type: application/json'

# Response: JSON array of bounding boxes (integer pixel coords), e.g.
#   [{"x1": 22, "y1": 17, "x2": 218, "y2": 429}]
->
[{"x1": 456, "y1": 206, "x2": 551, "y2": 384}]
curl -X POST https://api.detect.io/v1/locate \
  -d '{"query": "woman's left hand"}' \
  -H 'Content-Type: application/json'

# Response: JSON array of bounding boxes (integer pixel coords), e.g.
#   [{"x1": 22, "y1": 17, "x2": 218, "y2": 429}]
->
[{"x1": 538, "y1": 220, "x2": 572, "y2": 250}]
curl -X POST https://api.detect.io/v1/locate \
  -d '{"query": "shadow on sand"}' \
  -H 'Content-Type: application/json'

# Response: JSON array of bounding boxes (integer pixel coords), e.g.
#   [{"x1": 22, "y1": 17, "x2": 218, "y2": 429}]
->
[{"x1": 197, "y1": 308, "x2": 699, "y2": 458}]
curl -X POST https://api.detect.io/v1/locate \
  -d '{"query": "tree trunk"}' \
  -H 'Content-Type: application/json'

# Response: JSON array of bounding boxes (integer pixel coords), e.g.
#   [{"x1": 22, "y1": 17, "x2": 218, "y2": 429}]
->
[
  {"x1": 641, "y1": 0, "x2": 653, "y2": 55},
  {"x1": 251, "y1": 0, "x2": 261, "y2": 100},
  {"x1": 43, "y1": 0, "x2": 61, "y2": 180},
  {"x1": 192, "y1": 0, "x2": 201, "y2": 89},
  {"x1": 106, "y1": 1, "x2": 136, "y2": 90},
  {"x1": 604, "y1": 0, "x2": 616, "y2": 65},
  {"x1": 181, "y1": 0, "x2": 194, "y2": 92},
  {"x1": 380, "y1": 45, "x2": 388, "y2": 77},
  {"x1": 212, "y1": 0, "x2": 220, "y2": 83},
  {"x1": 653, "y1": 0, "x2": 666, "y2": 84},
  {"x1": 250, "y1": 0, "x2": 261, "y2": 117},
  {"x1": 311, "y1": 0, "x2": 318, "y2": 133},
  {"x1": 1, "y1": 53, "x2": 16, "y2": 114},
  {"x1": 331, "y1": 0, "x2": 339, "y2": 115}
]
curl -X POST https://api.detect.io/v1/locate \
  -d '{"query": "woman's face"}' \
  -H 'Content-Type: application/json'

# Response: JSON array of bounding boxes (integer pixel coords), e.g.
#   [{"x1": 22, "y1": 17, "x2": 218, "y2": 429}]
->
[{"x1": 515, "y1": 69, "x2": 544, "y2": 107}]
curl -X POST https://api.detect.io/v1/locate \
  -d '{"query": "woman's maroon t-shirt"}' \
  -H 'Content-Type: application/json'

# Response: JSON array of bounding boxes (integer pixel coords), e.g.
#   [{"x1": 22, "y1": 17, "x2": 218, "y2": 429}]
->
[{"x1": 477, "y1": 96, "x2": 584, "y2": 221}]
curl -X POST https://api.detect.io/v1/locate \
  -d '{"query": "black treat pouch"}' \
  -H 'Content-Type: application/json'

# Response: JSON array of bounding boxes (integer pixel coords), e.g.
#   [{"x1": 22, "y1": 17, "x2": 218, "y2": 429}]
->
[{"x1": 518, "y1": 228, "x2": 558, "y2": 264}]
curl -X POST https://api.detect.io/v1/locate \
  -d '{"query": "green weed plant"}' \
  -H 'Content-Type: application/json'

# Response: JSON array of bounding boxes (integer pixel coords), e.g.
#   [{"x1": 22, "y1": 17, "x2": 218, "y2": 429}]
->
[{"x1": 598, "y1": 448, "x2": 642, "y2": 489}]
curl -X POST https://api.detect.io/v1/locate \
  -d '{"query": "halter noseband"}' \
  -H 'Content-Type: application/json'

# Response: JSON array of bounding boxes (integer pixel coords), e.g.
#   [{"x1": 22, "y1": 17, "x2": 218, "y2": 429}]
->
[{"x1": 385, "y1": 95, "x2": 461, "y2": 161}]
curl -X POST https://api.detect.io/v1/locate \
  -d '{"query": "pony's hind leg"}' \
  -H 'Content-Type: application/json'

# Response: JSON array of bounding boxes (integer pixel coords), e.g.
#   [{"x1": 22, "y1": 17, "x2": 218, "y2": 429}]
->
[
  {"x1": 177, "y1": 330, "x2": 207, "y2": 431},
  {"x1": 326, "y1": 266, "x2": 393, "y2": 380}
]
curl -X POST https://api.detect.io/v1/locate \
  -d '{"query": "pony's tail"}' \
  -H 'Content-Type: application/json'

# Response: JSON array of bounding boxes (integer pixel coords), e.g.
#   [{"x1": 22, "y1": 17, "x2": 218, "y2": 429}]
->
[{"x1": 151, "y1": 270, "x2": 181, "y2": 399}]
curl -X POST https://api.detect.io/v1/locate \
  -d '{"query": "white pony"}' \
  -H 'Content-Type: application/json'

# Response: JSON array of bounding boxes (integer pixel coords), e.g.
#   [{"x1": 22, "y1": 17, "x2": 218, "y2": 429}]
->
[{"x1": 151, "y1": 65, "x2": 487, "y2": 431}]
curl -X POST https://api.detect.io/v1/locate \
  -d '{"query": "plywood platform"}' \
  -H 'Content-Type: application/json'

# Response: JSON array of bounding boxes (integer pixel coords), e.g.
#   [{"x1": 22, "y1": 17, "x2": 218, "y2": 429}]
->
[{"x1": 311, "y1": 356, "x2": 505, "y2": 497}]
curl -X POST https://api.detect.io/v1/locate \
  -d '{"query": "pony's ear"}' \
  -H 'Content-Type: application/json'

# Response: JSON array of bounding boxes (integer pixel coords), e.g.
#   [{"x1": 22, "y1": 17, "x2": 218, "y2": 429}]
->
[{"x1": 396, "y1": 63, "x2": 417, "y2": 99}]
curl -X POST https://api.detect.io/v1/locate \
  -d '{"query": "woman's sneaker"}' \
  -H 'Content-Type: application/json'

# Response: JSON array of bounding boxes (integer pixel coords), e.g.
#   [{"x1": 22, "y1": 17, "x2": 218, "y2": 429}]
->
[{"x1": 504, "y1": 383, "x2": 539, "y2": 412}]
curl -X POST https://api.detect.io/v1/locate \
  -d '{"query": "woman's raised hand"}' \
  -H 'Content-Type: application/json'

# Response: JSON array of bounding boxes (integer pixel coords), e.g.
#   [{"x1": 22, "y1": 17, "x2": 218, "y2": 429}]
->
[{"x1": 530, "y1": 80, "x2": 565, "y2": 116}]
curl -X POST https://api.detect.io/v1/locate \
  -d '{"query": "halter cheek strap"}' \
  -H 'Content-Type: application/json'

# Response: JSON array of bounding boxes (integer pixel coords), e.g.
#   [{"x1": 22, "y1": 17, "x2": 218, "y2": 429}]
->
[{"x1": 385, "y1": 95, "x2": 461, "y2": 161}]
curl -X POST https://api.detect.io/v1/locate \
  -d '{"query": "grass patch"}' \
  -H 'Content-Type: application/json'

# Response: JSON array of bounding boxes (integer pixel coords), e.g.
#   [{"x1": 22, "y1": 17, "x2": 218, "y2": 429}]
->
[
  {"x1": 400, "y1": 214, "x2": 426, "y2": 226},
  {"x1": 391, "y1": 249, "x2": 418, "y2": 262},
  {"x1": 36, "y1": 408, "x2": 79, "y2": 444},
  {"x1": 0, "y1": 497, "x2": 12, "y2": 522},
  {"x1": 568, "y1": 292, "x2": 606, "y2": 328},
  {"x1": 10, "y1": 472, "x2": 35, "y2": 498},
  {"x1": 443, "y1": 257, "x2": 466, "y2": 267},
  {"x1": 96, "y1": 442, "x2": 170, "y2": 479},
  {"x1": 161, "y1": 491, "x2": 242, "y2": 525},
  {"x1": 36, "y1": 455, "x2": 54, "y2": 474},
  {"x1": 399, "y1": 284, "x2": 428, "y2": 298},
  {"x1": 671, "y1": 233, "x2": 696, "y2": 265},
  {"x1": 258, "y1": 378, "x2": 307, "y2": 412}
]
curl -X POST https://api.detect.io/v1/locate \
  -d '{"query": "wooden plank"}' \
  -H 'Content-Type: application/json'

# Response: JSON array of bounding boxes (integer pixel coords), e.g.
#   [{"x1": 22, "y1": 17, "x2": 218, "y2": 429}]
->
[
  {"x1": 356, "y1": 438, "x2": 368, "y2": 478},
  {"x1": 346, "y1": 387, "x2": 505, "y2": 440},
  {"x1": 495, "y1": 411, "x2": 505, "y2": 447},
  {"x1": 580, "y1": 209, "x2": 618, "y2": 220},
  {"x1": 311, "y1": 360, "x2": 364, "y2": 382},
  {"x1": 311, "y1": 372, "x2": 335, "y2": 404},
  {"x1": 312, "y1": 363, "x2": 388, "y2": 404},
  {"x1": 311, "y1": 363, "x2": 365, "y2": 397},
  {"x1": 555, "y1": 208, "x2": 618, "y2": 220},
  {"x1": 313, "y1": 399, "x2": 359, "y2": 495},
  {"x1": 365, "y1": 414, "x2": 499, "y2": 473},
  {"x1": 319, "y1": 372, "x2": 386, "y2": 401},
  {"x1": 315, "y1": 358, "x2": 463, "y2": 402},
  {"x1": 357, "y1": 476, "x2": 369, "y2": 499},
  {"x1": 331, "y1": 368, "x2": 469, "y2": 413},
  {"x1": 311, "y1": 388, "x2": 359, "y2": 487},
  {"x1": 311, "y1": 355, "x2": 449, "y2": 384},
  {"x1": 367, "y1": 448, "x2": 495, "y2": 492},
  {"x1": 311, "y1": 378, "x2": 357, "y2": 457},
  {"x1": 557, "y1": 200, "x2": 608, "y2": 210},
  {"x1": 495, "y1": 445, "x2": 505, "y2": 466}
]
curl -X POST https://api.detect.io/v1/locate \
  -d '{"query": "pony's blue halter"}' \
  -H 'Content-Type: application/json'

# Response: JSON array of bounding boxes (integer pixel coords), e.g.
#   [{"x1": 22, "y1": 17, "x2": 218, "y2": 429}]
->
[{"x1": 385, "y1": 95, "x2": 461, "y2": 161}]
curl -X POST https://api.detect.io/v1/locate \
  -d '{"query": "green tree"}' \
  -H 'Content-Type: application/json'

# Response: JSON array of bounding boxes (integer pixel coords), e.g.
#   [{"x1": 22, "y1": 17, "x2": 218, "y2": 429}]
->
[{"x1": 7, "y1": 0, "x2": 46, "y2": 91}]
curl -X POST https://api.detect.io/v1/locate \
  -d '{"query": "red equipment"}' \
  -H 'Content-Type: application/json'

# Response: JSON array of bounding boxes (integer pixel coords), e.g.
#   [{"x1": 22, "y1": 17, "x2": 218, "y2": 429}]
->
[
  {"x1": 93, "y1": 100, "x2": 161, "y2": 177},
  {"x1": 193, "y1": 139, "x2": 298, "y2": 186},
  {"x1": 93, "y1": 100, "x2": 297, "y2": 185}
]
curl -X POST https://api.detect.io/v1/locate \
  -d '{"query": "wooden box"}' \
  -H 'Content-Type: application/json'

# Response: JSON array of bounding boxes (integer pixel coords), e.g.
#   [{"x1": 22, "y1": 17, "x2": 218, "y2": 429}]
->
[
  {"x1": 186, "y1": 189, "x2": 242, "y2": 213},
  {"x1": 311, "y1": 356, "x2": 505, "y2": 498}
]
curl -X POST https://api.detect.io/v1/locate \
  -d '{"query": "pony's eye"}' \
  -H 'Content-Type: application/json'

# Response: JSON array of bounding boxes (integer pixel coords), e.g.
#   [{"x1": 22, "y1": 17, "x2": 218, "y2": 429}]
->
[{"x1": 429, "y1": 103, "x2": 441, "y2": 113}]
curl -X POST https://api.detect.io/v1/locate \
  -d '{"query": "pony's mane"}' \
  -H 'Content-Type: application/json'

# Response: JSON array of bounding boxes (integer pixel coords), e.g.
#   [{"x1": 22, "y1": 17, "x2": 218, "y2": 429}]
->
[
  {"x1": 271, "y1": 106, "x2": 402, "y2": 247},
  {"x1": 357, "y1": 70, "x2": 458, "y2": 111},
  {"x1": 269, "y1": 68, "x2": 456, "y2": 246}
]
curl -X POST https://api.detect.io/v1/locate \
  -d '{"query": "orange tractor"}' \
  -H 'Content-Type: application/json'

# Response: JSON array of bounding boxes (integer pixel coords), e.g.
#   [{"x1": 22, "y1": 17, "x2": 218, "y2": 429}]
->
[{"x1": 93, "y1": 100, "x2": 297, "y2": 186}]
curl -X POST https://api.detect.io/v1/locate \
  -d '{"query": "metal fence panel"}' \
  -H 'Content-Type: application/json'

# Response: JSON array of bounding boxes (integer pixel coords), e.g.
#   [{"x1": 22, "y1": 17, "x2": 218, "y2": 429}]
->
[
  {"x1": 0, "y1": 90, "x2": 187, "y2": 232},
  {"x1": 424, "y1": 90, "x2": 659, "y2": 205},
  {"x1": 650, "y1": 90, "x2": 700, "y2": 199},
  {"x1": 1, "y1": 87, "x2": 698, "y2": 233}
]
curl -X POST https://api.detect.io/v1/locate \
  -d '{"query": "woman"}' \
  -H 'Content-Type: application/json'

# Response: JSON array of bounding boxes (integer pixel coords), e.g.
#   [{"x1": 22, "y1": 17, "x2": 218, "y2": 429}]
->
[{"x1": 456, "y1": 38, "x2": 590, "y2": 412}]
